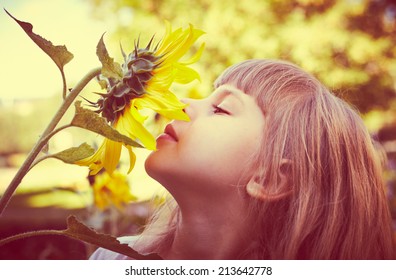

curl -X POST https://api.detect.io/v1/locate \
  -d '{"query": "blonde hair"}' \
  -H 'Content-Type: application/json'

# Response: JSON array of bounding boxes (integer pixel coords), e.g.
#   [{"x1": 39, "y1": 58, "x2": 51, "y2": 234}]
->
[{"x1": 139, "y1": 59, "x2": 395, "y2": 259}]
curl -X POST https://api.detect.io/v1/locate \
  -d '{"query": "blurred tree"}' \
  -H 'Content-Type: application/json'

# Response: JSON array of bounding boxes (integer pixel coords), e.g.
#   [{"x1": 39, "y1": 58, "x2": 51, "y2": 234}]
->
[
  {"x1": 0, "y1": 98, "x2": 56, "y2": 156},
  {"x1": 87, "y1": 0, "x2": 396, "y2": 115},
  {"x1": 86, "y1": 0, "x2": 396, "y2": 225}
]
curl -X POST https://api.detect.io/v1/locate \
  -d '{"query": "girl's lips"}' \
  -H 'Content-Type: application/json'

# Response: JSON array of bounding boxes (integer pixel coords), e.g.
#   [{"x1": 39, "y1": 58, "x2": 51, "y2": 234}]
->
[{"x1": 158, "y1": 123, "x2": 178, "y2": 142}]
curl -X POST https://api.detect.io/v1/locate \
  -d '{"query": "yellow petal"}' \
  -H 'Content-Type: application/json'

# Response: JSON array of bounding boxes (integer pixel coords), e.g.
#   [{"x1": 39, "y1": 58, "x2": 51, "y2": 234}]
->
[
  {"x1": 125, "y1": 145, "x2": 136, "y2": 174},
  {"x1": 180, "y1": 42, "x2": 205, "y2": 65},
  {"x1": 75, "y1": 140, "x2": 104, "y2": 165},
  {"x1": 75, "y1": 140, "x2": 106, "y2": 175},
  {"x1": 156, "y1": 21, "x2": 183, "y2": 55},
  {"x1": 173, "y1": 63, "x2": 201, "y2": 84},
  {"x1": 134, "y1": 94, "x2": 190, "y2": 121},
  {"x1": 118, "y1": 109, "x2": 156, "y2": 150},
  {"x1": 158, "y1": 32, "x2": 192, "y2": 62},
  {"x1": 137, "y1": 91, "x2": 185, "y2": 109},
  {"x1": 89, "y1": 163, "x2": 104, "y2": 176},
  {"x1": 155, "y1": 20, "x2": 173, "y2": 54},
  {"x1": 126, "y1": 104, "x2": 148, "y2": 124},
  {"x1": 103, "y1": 139, "x2": 122, "y2": 174},
  {"x1": 91, "y1": 171, "x2": 135, "y2": 210},
  {"x1": 156, "y1": 23, "x2": 205, "y2": 64}
]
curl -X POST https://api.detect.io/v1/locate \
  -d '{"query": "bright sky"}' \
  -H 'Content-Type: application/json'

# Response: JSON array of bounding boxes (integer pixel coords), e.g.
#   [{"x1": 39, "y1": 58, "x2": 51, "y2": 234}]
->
[
  {"x1": 0, "y1": 0, "x2": 165, "y2": 201},
  {"x1": 0, "y1": 0, "x2": 112, "y2": 101}
]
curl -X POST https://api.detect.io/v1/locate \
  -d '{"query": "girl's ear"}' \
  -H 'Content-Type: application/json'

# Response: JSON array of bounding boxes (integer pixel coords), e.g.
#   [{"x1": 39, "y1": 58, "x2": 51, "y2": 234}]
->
[{"x1": 246, "y1": 159, "x2": 293, "y2": 201}]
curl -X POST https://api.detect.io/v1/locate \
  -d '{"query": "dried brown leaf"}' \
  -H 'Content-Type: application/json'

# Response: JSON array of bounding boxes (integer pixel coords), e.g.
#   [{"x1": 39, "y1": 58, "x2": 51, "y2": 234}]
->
[
  {"x1": 65, "y1": 215, "x2": 162, "y2": 260},
  {"x1": 5, "y1": 9, "x2": 73, "y2": 71}
]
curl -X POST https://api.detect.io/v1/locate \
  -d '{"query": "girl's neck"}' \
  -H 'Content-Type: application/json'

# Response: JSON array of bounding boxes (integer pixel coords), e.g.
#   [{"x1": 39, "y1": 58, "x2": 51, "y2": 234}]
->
[{"x1": 159, "y1": 196, "x2": 253, "y2": 260}]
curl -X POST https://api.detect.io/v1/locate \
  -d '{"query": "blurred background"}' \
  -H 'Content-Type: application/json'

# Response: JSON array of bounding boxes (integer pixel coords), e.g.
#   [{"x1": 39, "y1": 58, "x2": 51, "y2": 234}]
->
[{"x1": 0, "y1": 0, "x2": 396, "y2": 259}]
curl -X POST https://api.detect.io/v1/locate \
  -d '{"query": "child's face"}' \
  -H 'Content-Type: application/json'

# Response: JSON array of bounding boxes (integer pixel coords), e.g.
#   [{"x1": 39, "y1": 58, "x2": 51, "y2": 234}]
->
[{"x1": 145, "y1": 84, "x2": 265, "y2": 194}]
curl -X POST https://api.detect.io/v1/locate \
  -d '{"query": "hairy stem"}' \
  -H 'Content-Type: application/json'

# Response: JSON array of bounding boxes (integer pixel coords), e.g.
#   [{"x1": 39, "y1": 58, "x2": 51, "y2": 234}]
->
[
  {"x1": 61, "y1": 69, "x2": 67, "y2": 100},
  {"x1": 0, "y1": 67, "x2": 101, "y2": 216},
  {"x1": 28, "y1": 124, "x2": 73, "y2": 171},
  {"x1": 0, "y1": 230, "x2": 65, "y2": 247}
]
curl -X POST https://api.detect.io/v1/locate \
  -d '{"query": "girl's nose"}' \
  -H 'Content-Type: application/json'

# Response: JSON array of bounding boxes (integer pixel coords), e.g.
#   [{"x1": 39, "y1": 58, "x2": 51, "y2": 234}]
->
[{"x1": 181, "y1": 98, "x2": 196, "y2": 119}]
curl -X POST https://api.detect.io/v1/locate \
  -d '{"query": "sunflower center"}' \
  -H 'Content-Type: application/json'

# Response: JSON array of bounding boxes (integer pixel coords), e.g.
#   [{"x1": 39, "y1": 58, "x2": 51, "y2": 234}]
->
[{"x1": 94, "y1": 47, "x2": 161, "y2": 123}]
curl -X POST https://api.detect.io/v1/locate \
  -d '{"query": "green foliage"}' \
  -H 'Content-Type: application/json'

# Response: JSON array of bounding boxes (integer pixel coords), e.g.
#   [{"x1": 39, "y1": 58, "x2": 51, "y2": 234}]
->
[
  {"x1": 97, "y1": 34, "x2": 123, "y2": 80},
  {"x1": 71, "y1": 101, "x2": 143, "y2": 147},
  {"x1": 49, "y1": 143, "x2": 95, "y2": 164},
  {"x1": 88, "y1": 0, "x2": 396, "y2": 114}
]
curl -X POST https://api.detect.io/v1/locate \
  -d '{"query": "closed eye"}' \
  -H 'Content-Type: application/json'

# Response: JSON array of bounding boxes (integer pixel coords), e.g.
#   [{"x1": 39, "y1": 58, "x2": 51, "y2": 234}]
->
[{"x1": 213, "y1": 105, "x2": 230, "y2": 115}]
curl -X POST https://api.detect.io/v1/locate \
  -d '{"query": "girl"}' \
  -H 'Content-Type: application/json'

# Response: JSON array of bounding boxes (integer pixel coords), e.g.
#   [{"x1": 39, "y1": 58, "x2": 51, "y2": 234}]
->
[{"x1": 90, "y1": 59, "x2": 395, "y2": 259}]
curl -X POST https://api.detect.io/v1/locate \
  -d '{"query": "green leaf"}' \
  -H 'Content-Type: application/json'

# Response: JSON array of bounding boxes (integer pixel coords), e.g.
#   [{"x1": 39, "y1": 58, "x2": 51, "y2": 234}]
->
[
  {"x1": 64, "y1": 215, "x2": 162, "y2": 260},
  {"x1": 5, "y1": 9, "x2": 73, "y2": 71},
  {"x1": 97, "y1": 34, "x2": 123, "y2": 80},
  {"x1": 50, "y1": 143, "x2": 95, "y2": 163},
  {"x1": 0, "y1": 216, "x2": 162, "y2": 259},
  {"x1": 71, "y1": 101, "x2": 143, "y2": 148}
]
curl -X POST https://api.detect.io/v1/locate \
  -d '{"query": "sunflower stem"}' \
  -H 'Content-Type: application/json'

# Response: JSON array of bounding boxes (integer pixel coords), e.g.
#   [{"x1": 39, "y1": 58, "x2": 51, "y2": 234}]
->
[
  {"x1": 0, "y1": 229, "x2": 65, "y2": 247},
  {"x1": 27, "y1": 154, "x2": 53, "y2": 172},
  {"x1": 28, "y1": 124, "x2": 74, "y2": 171},
  {"x1": 0, "y1": 67, "x2": 101, "y2": 216},
  {"x1": 61, "y1": 69, "x2": 67, "y2": 100}
]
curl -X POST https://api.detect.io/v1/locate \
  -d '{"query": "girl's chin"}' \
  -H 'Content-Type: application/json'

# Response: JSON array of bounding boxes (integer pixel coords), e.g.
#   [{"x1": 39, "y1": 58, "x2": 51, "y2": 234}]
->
[{"x1": 144, "y1": 152, "x2": 169, "y2": 180}]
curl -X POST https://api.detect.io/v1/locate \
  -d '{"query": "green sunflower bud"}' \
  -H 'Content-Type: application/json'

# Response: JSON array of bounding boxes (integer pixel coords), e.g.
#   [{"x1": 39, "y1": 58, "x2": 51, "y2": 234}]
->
[{"x1": 94, "y1": 39, "x2": 161, "y2": 123}]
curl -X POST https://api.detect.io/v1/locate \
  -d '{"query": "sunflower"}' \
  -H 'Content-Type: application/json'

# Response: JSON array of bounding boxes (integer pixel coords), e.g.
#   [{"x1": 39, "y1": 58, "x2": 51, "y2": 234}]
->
[
  {"x1": 76, "y1": 22, "x2": 205, "y2": 175},
  {"x1": 90, "y1": 170, "x2": 136, "y2": 210}
]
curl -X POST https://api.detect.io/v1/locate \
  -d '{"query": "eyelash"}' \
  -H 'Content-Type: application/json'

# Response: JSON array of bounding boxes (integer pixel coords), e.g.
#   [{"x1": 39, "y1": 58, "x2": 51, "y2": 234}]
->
[{"x1": 213, "y1": 105, "x2": 230, "y2": 115}]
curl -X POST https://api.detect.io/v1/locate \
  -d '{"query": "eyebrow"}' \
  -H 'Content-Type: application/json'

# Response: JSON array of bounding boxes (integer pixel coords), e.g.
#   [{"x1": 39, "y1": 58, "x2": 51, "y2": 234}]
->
[{"x1": 216, "y1": 85, "x2": 245, "y2": 105}]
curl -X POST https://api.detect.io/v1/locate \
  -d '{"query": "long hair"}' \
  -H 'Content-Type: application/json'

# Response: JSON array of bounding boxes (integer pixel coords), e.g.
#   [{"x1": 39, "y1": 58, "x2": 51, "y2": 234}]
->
[{"x1": 138, "y1": 59, "x2": 395, "y2": 259}]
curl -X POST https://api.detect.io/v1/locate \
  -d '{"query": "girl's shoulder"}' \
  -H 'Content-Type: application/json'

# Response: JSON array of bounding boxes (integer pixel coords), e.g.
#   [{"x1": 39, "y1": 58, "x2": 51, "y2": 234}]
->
[{"x1": 89, "y1": 235, "x2": 141, "y2": 260}]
